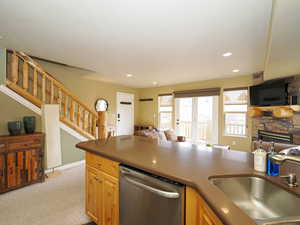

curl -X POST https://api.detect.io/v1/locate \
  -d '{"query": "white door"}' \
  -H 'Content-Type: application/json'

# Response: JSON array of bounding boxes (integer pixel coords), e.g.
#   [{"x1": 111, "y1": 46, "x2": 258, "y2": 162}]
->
[
  {"x1": 116, "y1": 92, "x2": 134, "y2": 136},
  {"x1": 175, "y1": 98, "x2": 193, "y2": 139},
  {"x1": 175, "y1": 96, "x2": 219, "y2": 145}
]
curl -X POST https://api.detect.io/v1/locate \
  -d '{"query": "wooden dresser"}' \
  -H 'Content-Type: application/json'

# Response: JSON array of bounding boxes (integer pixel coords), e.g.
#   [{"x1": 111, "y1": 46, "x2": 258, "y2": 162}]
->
[{"x1": 0, "y1": 133, "x2": 45, "y2": 194}]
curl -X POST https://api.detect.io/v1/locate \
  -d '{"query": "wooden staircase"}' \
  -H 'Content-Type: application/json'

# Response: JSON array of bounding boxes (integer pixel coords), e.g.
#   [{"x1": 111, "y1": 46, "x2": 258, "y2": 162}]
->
[{"x1": 5, "y1": 50, "x2": 98, "y2": 140}]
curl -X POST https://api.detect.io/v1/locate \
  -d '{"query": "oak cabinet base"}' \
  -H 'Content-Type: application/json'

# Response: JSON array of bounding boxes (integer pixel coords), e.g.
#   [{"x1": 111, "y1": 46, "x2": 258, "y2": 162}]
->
[
  {"x1": 86, "y1": 153, "x2": 119, "y2": 225},
  {"x1": 186, "y1": 187, "x2": 223, "y2": 225}
]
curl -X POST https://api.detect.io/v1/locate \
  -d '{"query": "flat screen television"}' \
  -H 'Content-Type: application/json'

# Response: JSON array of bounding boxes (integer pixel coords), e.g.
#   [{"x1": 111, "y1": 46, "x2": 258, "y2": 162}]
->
[{"x1": 250, "y1": 79, "x2": 289, "y2": 106}]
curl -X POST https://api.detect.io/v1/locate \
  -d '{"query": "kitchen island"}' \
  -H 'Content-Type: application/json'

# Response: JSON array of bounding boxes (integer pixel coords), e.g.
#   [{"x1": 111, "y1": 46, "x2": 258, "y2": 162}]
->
[{"x1": 76, "y1": 135, "x2": 300, "y2": 225}]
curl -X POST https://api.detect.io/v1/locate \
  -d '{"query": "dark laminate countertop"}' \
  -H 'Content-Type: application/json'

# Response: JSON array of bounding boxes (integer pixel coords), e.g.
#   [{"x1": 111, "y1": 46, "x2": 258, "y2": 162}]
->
[{"x1": 76, "y1": 135, "x2": 300, "y2": 225}]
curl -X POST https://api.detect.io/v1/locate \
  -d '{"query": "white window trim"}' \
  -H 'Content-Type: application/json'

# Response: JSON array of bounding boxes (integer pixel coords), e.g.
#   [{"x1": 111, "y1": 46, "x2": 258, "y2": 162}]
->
[
  {"x1": 158, "y1": 96, "x2": 174, "y2": 130},
  {"x1": 223, "y1": 89, "x2": 248, "y2": 138}
]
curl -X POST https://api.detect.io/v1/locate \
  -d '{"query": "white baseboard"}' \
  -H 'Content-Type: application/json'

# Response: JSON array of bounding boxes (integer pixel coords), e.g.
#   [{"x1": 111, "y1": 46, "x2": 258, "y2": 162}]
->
[
  {"x1": 45, "y1": 160, "x2": 85, "y2": 173},
  {"x1": 0, "y1": 84, "x2": 88, "y2": 141}
]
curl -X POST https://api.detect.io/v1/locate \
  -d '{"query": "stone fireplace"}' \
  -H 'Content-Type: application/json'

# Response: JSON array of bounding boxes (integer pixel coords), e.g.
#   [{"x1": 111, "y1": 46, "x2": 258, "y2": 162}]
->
[{"x1": 252, "y1": 112, "x2": 300, "y2": 145}]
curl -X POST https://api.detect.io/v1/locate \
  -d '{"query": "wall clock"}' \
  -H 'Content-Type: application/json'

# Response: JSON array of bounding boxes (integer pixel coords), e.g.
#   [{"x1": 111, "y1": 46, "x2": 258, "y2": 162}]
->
[{"x1": 95, "y1": 98, "x2": 109, "y2": 112}]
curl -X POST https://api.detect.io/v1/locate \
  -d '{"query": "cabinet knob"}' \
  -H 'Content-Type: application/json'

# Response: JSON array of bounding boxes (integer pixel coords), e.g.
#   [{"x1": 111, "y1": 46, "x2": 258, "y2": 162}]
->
[{"x1": 94, "y1": 177, "x2": 102, "y2": 182}]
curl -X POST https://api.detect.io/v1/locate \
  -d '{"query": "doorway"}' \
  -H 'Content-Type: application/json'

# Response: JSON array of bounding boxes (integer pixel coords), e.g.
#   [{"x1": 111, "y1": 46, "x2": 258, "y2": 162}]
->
[
  {"x1": 116, "y1": 92, "x2": 134, "y2": 136},
  {"x1": 175, "y1": 96, "x2": 219, "y2": 145}
]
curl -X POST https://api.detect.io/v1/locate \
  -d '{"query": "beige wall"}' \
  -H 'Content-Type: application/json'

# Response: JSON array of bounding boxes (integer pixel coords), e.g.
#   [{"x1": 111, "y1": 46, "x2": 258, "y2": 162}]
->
[
  {"x1": 36, "y1": 59, "x2": 140, "y2": 126},
  {"x1": 0, "y1": 48, "x2": 6, "y2": 84},
  {"x1": 0, "y1": 92, "x2": 42, "y2": 135},
  {"x1": 137, "y1": 75, "x2": 254, "y2": 152},
  {"x1": 60, "y1": 129, "x2": 85, "y2": 164}
]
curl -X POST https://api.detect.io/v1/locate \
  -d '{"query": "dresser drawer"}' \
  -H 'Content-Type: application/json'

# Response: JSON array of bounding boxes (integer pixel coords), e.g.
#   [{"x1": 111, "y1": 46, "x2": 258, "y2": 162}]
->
[
  {"x1": 0, "y1": 143, "x2": 6, "y2": 154},
  {"x1": 100, "y1": 157, "x2": 119, "y2": 178},
  {"x1": 0, "y1": 143, "x2": 6, "y2": 152},
  {"x1": 7, "y1": 138, "x2": 42, "y2": 150},
  {"x1": 86, "y1": 152, "x2": 119, "y2": 178},
  {"x1": 86, "y1": 152, "x2": 104, "y2": 170}
]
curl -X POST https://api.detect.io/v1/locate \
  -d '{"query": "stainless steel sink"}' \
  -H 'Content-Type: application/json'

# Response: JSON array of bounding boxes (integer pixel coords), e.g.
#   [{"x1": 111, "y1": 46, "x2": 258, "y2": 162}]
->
[{"x1": 210, "y1": 176, "x2": 300, "y2": 225}]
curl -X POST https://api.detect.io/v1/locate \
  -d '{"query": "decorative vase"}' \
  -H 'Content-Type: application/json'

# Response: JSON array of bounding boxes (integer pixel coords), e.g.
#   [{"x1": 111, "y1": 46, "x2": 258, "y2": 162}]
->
[
  {"x1": 8, "y1": 121, "x2": 22, "y2": 136},
  {"x1": 23, "y1": 116, "x2": 36, "y2": 134}
]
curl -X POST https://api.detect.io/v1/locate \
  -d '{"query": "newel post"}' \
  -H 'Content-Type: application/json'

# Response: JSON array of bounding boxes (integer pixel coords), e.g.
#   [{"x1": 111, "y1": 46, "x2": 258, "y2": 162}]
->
[{"x1": 98, "y1": 111, "x2": 107, "y2": 139}]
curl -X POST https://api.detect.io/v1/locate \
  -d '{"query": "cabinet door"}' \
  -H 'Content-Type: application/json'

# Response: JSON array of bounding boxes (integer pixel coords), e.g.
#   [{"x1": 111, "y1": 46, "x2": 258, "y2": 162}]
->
[
  {"x1": 186, "y1": 187, "x2": 201, "y2": 225},
  {"x1": 86, "y1": 166, "x2": 103, "y2": 225},
  {"x1": 200, "y1": 207, "x2": 214, "y2": 225},
  {"x1": 30, "y1": 149, "x2": 40, "y2": 182},
  {"x1": 16, "y1": 151, "x2": 24, "y2": 185},
  {"x1": 0, "y1": 154, "x2": 5, "y2": 190},
  {"x1": 25, "y1": 150, "x2": 32, "y2": 183},
  {"x1": 102, "y1": 172, "x2": 119, "y2": 225},
  {"x1": 199, "y1": 204, "x2": 223, "y2": 225},
  {"x1": 186, "y1": 187, "x2": 223, "y2": 225},
  {"x1": 7, "y1": 152, "x2": 17, "y2": 188}
]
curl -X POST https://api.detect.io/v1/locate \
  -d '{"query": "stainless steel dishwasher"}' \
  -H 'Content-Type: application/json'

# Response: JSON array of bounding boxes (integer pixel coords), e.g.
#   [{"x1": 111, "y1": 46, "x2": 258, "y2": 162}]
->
[{"x1": 119, "y1": 165, "x2": 184, "y2": 225}]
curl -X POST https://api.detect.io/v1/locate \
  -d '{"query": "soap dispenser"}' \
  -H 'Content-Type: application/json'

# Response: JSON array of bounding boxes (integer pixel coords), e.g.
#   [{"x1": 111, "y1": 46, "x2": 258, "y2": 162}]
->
[
  {"x1": 267, "y1": 142, "x2": 280, "y2": 176},
  {"x1": 254, "y1": 140, "x2": 267, "y2": 173}
]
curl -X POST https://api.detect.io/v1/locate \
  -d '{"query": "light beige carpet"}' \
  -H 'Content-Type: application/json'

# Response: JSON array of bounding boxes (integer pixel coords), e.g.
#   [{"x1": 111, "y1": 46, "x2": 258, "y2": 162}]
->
[{"x1": 0, "y1": 164, "x2": 91, "y2": 225}]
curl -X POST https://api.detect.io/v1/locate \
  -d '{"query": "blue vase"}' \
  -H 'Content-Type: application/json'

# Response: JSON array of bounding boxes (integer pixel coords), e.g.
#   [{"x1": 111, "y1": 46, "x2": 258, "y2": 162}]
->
[
  {"x1": 8, "y1": 121, "x2": 22, "y2": 136},
  {"x1": 23, "y1": 116, "x2": 36, "y2": 134}
]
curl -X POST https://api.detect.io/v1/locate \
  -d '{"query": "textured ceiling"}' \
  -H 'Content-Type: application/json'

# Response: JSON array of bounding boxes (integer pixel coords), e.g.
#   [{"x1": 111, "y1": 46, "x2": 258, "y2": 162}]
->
[{"x1": 0, "y1": 0, "x2": 278, "y2": 87}]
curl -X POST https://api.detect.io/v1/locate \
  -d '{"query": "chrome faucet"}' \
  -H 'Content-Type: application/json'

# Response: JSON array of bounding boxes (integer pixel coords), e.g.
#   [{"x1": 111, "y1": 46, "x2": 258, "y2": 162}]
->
[
  {"x1": 271, "y1": 154, "x2": 300, "y2": 165},
  {"x1": 271, "y1": 154, "x2": 300, "y2": 187},
  {"x1": 280, "y1": 173, "x2": 298, "y2": 187}
]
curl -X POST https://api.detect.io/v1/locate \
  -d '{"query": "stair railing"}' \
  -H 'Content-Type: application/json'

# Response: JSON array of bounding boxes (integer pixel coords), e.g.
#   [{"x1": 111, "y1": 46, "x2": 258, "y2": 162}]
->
[{"x1": 6, "y1": 50, "x2": 97, "y2": 140}]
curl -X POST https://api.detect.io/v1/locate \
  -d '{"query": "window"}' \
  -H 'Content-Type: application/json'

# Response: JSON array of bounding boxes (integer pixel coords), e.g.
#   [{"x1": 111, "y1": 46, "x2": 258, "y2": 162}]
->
[
  {"x1": 158, "y1": 95, "x2": 173, "y2": 130},
  {"x1": 223, "y1": 88, "x2": 248, "y2": 137}
]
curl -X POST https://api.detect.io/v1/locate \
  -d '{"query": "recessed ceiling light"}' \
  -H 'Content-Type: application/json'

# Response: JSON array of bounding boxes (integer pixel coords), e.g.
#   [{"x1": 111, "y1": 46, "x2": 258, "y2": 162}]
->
[
  {"x1": 232, "y1": 69, "x2": 240, "y2": 73},
  {"x1": 0, "y1": 36, "x2": 3, "y2": 40},
  {"x1": 222, "y1": 52, "x2": 232, "y2": 57},
  {"x1": 126, "y1": 74, "x2": 133, "y2": 77},
  {"x1": 153, "y1": 81, "x2": 158, "y2": 85}
]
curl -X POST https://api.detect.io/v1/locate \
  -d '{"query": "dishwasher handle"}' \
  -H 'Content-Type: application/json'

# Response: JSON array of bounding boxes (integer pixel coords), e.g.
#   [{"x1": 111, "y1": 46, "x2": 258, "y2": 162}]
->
[{"x1": 122, "y1": 174, "x2": 180, "y2": 199}]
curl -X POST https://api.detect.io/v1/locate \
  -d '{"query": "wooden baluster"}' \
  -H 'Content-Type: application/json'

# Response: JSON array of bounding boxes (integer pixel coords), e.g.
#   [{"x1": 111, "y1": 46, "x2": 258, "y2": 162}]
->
[
  {"x1": 33, "y1": 69, "x2": 38, "y2": 96},
  {"x1": 11, "y1": 52, "x2": 19, "y2": 84},
  {"x1": 50, "y1": 80, "x2": 54, "y2": 104},
  {"x1": 70, "y1": 99, "x2": 75, "y2": 122},
  {"x1": 41, "y1": 73, "x2": 46, "y2": 102},
  {"x1": 83, "y1": 110, "x2": 86, "y2": 131},
  {"x1": 77, "y1": 105, "x2": 81, "y2": 127},
  {"x1": 64, "y1": 94, "x2": 68, "y2": 119},
  {"x1": 22, "y1": 62, "x2": 29, "y2": 90},
  {"x1": 91, "y1": 116, "x2": 94, "y2": 136},
  {"x1": 89, "y1": 113, "x2": 93, "y2": 134},
  {"x1": 57, "y1": 88, "x2": 62, "y2": 118},
  {"x1": 92, "y1": 116, "x2": 97, "y2": 137},
  {"x1": 58, "y1": 88, "x2": 62, "y2": 105},
  {"x1": 87, "y1": 112, "x2": 90, "y2": 133}
]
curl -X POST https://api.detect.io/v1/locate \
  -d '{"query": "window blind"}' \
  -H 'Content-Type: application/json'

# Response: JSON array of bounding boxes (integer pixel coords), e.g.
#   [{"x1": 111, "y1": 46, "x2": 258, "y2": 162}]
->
[
  {"x1": 223, "y1": 87, "x2": 248, "y2": 91},
  {"x1": 173, "y1": 88, "x2": 221, "y2": 98},
  {"x1": 158, "y1": 93, "x2": 172, "y2": 96}
]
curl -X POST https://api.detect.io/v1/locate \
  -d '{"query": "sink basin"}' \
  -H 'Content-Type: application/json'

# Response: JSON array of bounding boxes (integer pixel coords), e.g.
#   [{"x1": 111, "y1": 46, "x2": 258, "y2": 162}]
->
[
  {"x1": 210, "y1": 176, "x2": 300, "y2": 224},
  {"x1": 262, "y1": 218, "x2": 300, "y2": 225}
]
